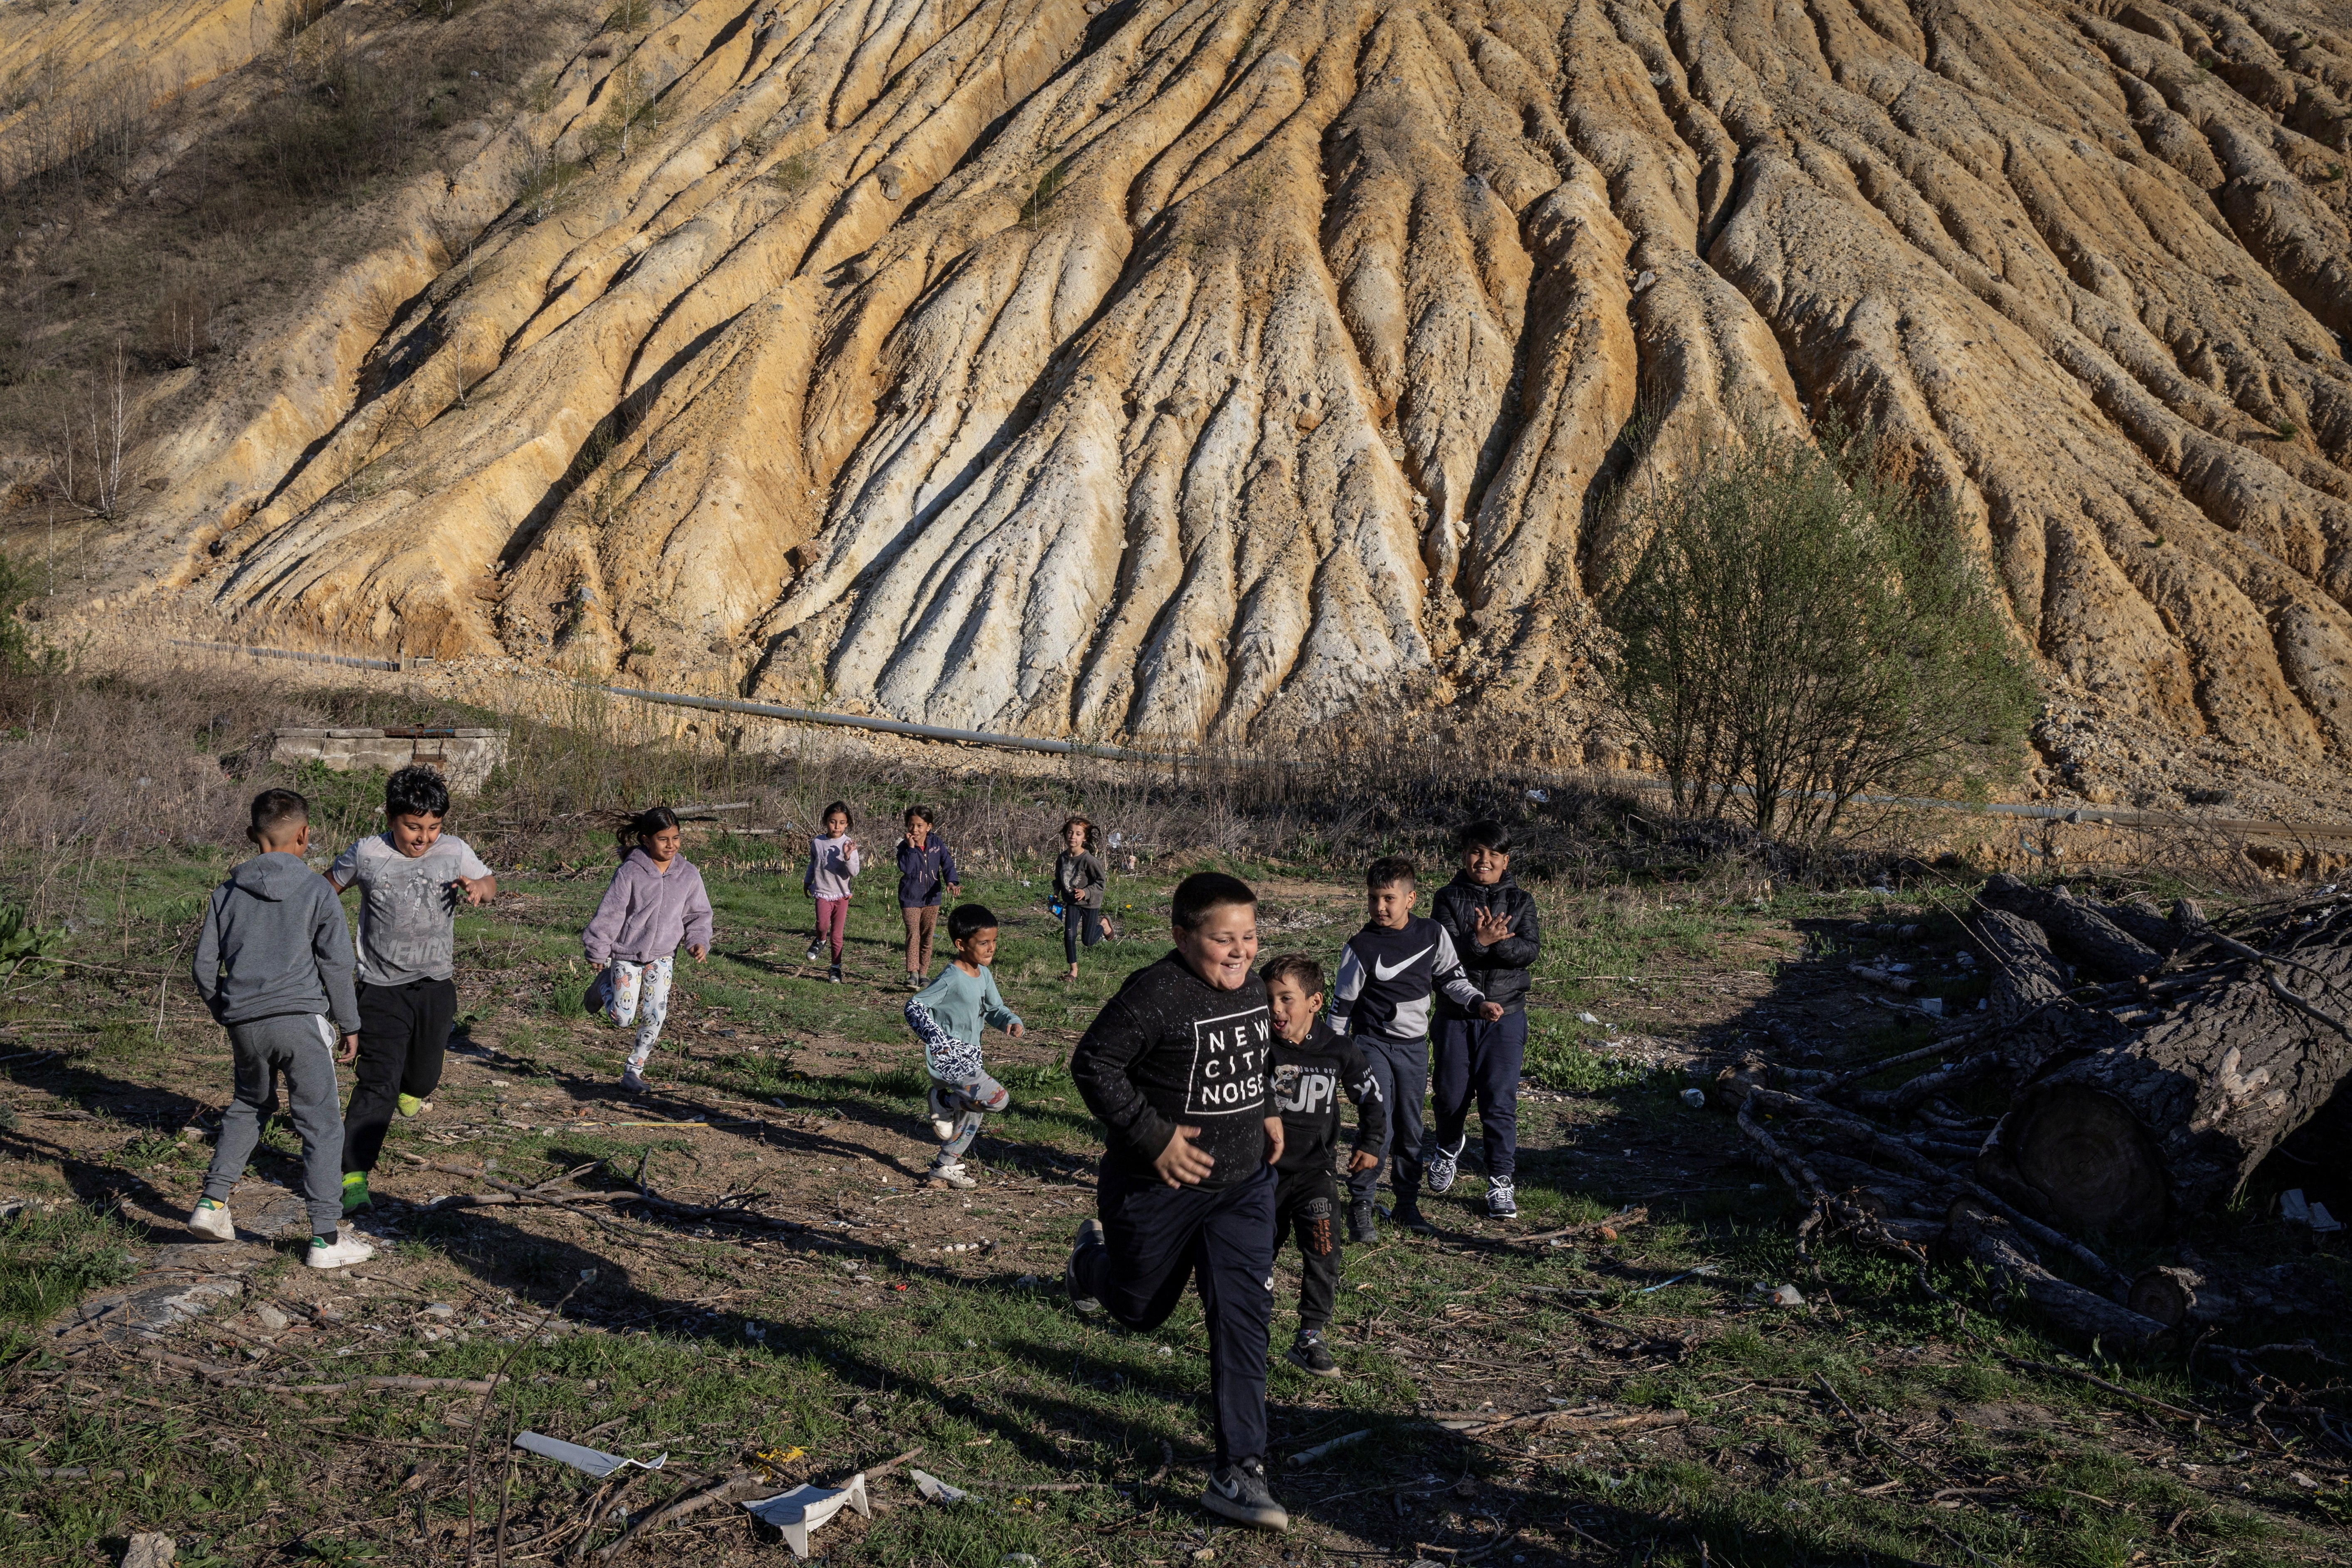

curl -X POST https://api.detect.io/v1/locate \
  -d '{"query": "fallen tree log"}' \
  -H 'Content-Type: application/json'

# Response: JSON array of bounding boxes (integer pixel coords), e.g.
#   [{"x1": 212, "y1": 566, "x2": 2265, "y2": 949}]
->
[
  {"x1": 1980, "y1": 874, "x2": 2160, "y2": 981},
  {"x1": 1966, "y1": 909, "x2": 2069, "y2": 1030},
  {"x1": 2125, "y1": 1261, "x2": 2342, "y2": 1330},
  {"x1": 1978, "y1": 929, "x2": 2352, "y2": 1237},
  {"x1": 1943, "y1": 1201, "x2": 2170, "y2": 1348}
]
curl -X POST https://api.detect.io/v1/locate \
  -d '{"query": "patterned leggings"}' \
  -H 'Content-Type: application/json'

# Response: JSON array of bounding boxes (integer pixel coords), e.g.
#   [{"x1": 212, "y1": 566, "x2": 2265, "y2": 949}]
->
[{"x1": 592, "y1": 956, "x2": 674, "y2": 1072}]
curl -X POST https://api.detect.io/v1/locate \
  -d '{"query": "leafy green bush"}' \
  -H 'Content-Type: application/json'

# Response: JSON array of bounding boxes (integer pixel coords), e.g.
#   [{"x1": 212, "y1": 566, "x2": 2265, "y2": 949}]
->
[{"x1": 1601, "y1": 419, "x2": 2038, "y2": 842}]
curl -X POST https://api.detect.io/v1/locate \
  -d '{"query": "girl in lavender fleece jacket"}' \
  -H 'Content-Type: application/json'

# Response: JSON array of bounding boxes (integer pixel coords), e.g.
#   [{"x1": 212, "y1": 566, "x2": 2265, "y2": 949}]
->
[{"x1": 583, "y1": 807, "x2": 715, "y2": 1092}]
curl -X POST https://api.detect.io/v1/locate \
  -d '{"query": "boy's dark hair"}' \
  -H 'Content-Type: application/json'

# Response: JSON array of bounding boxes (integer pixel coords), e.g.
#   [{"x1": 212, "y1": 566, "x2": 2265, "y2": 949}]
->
[
  {"x1": 821, "y1": 800, "x2": 854, "y2": 831},
  {"x1": 904, "y1": 805, "x2": 935, "y2": 827},
  {"x1": 619, "y1": 805, "x2": 681, "y2": 852},
  {"x1": 1458, "y1": 819, "x2": 1512, "y2": 855},
  {"x1": 1260, "y1": 952, "x2": 1325, "y2": 997},
  {"x1": 249, "y1": 788, "x2": 308, "y2": 843},
  {"x1": 946, "y1": 903, "x2": 998, "y2": 943},
  {"x1": 1366, "y1": 855, "x2": 1417, "y2": 891},
  {"x1": 1172, "y1": 871, "x2": 1256, "y2": 931},
  {"x1": 386, "y1": 765, "x2": 451, "y2": 821}
]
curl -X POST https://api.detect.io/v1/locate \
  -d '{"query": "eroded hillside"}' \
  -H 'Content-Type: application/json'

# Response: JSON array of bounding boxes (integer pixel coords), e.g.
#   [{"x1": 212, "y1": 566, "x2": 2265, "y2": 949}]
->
[{"x1": 15, "y1": 0, "x2": 2352, "y2": 757}]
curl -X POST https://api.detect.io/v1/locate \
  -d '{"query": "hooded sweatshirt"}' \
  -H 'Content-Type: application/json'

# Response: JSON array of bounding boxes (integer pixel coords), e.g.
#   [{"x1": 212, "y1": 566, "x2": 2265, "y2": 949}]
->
[
  {"x1": 582, "y1": 848, "x2": 715, "y2": 965},
  {"x1": 1071, "y1": 953, "x2": 1273, "y2": 1189},
  {"x1": 191, "y1": 851, "x2": 361, "y2": 1031},
  {"x1": 804, "y1": 834, "x2": 862, "y2": 900}
]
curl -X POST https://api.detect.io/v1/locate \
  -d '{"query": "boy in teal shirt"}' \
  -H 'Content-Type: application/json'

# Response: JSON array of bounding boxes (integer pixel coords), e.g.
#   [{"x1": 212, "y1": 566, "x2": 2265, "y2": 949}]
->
[{"x1": 904, "y1": 903, "x2": 1025, "y2": 1189}]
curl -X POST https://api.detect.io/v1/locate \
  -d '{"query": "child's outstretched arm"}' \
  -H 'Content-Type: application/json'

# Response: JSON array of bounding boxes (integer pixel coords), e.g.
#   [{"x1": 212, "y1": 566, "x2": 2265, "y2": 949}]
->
[
  {"x1": 1431, "y1": 928, "x2": 1503, "y2": 1020},
  {"x1": 1339, "y1": 1038, "x2": 1391, "y2": 1167},
  {"x1": 582, "y1": 866, "x2": 633, "y2": 964},
  {"x1": 1328, "y1": 943, "x2": 1367, "y2": 1035},
  {"x1": 309, "y1": 883, "x2": 362, "y2": 1055},
  {"x1": 190, "y1": 888, "x2": 228, "y2": 1021},
  {"x1": 980, "y1": 970, "x2": 1023, "y2": 1039},
  {"x1": 906, "y1": 997, "x2": 983, "y2": 1080},
  {"x1": 683, "y1": 869, "x2": 715, "y2": 960}
]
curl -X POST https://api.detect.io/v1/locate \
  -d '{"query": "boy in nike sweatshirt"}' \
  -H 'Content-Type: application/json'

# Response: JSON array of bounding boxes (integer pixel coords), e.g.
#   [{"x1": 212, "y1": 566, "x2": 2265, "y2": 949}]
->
[
  {"x1": 1067, "y1": 872, "x2": 1290, "y2": 1533},
  {"x1": 188, "y1": 789, "x2": 374, "y2": 1270},
  {"x1": 1427, "y1": 820, "x2": 1542, "y2": 1217},
  {"x1": 1262, "y1": 953, "x2": 1386, "y2": 1380},
  {"x1": 1329, "y1": 856, "x2": 1499, "y2": 1239}
]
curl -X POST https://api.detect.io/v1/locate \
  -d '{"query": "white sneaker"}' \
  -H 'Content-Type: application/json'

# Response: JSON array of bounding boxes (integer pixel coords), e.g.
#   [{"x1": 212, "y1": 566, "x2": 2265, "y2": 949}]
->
[
  {"x1": 188, "y1": 1201, "x2": 234, "y2": 1242},
  {"x1": 927, "y1": 1162, "x2": 976, "y2": 1190},
  {"x1": 620, "y1": 1066, "x2": 651, "y2": 1094},
  {"x1": 306, "y1": 1232, "x2": 375, "y2": 1270},
  {"x1": 805, "y1": 945, "x2": 824, "y2": 964}
]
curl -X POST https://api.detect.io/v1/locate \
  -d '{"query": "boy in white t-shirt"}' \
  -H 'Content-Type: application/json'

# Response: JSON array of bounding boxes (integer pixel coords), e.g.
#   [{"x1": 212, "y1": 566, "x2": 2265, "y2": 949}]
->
[{"x1": 325, "y1": 765, "x2": 494, "y2": 1213}]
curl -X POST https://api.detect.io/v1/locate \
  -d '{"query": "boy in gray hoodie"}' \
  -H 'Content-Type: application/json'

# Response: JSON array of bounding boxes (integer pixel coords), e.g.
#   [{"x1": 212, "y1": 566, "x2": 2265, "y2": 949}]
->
[{"x1": 188, "y1": 789, "x2": 374, "y2": 1269}]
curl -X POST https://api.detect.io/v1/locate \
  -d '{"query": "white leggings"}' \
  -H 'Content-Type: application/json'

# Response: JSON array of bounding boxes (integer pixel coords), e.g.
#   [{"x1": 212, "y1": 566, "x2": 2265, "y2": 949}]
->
[{"x1": 594, "y1": 956, "x2": 674, "y2": 1071}]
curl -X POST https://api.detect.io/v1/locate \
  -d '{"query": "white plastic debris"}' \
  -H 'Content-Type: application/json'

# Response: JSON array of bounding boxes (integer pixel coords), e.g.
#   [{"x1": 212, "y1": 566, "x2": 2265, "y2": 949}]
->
[
  {"x1": 515, "y1": 1432, "x2": 668, "y2": 1479},
  {"x1": 1955, "y1": 951, "x2": 1976, "y2": 967},
  {"x1": 2283, "y1": 1189, "x2": 2316, "y2": 1224},
  {"x1": 1578, "y1": 1012, "x2": 1600, "y2": 1026},
  {"x1": 2291, "y1": 1471, "x2": 2319, "y2": 1490},
  {"x1": 1918, "y1": 998, "x2": 1944, "y2": 1017},
  {"x1": 910, "y1": 1469, "x2": 968, "y2": 1504},
  {"x1": 1679, "y1": 1087, "x2": 1707, "y2": 1109},
  {"x1": 1770, "y1": 1284, "x2": 1805, "y2": 1307},
  {"x1": 1526, "y1": 788, "x2": 1551, "y2": 804},
  {"x1": 2312, "y1": 1201, "x2": 2344, "y2": 1235},
  {"x1": 744, "y1": 1472, "x2": 871, "y2": 1558}
]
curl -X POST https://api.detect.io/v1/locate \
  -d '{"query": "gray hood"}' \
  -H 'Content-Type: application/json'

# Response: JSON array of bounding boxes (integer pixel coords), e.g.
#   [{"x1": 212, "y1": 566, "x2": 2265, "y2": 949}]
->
[{"x1": 230, "y1": 852, "x2": 319, "y2": 899}]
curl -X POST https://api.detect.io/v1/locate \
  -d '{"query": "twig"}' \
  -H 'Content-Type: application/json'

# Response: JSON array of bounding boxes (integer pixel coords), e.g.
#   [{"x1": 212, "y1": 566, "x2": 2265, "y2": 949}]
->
[{"x1": 469, "y1": 1279, "x2": 585, "y2": 1566}]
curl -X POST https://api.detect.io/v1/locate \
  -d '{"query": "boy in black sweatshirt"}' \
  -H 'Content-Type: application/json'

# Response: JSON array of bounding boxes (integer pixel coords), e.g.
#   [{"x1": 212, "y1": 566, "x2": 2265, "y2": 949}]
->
[
  {"x1": 1067, "y1": 872, "x2": 1290, "y2": 1532},
  {"x1": 1262, "y1": 953, "x2": 1386, "y2": 1379},
  {"x1": 1330, "y1": 856, "x2": 1498, "y2": 1239},
  {"x1": 1427, "y1": 820, "x2": 1543, "y2": 1217}
]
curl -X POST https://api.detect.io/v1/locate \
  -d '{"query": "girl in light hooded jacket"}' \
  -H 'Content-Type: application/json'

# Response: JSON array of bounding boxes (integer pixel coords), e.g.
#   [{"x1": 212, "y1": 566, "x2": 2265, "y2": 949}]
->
[{"x1": 583, "y1": 807, "x2": 714, "y2": 1092}]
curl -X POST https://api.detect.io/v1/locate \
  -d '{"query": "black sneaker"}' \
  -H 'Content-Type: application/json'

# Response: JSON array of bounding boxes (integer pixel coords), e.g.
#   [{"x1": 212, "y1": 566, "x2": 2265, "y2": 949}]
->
[
  {"x1": 1287, "y1": 1330, "x2": 1339, "y2": 1379},
  {"x1": 1066, "y1": 1218, "x2": 1104, "y2": 1315},
  {"x1": 1202, "y1": 1457, "x2": 1289, "y2": 1530},
  {"x1": 827, "y1": 963, "x2": 842, "y2": 984},
  {"x1": 1347, "y1": 1199, "x2": 1378, "y2": 1244},
  {"x1": 1391, "y1": 1197, "x2": 1434, "y2": 1233}
]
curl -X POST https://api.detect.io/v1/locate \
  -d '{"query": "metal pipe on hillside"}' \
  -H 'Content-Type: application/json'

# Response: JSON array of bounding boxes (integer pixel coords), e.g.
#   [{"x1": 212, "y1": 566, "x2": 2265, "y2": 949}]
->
[
  {"x1": 599, "y1": 686, "x2": 1178, "y2": 764},
  {"x1": 170, "y1": 639, "x2": 407, "y2": 672}
]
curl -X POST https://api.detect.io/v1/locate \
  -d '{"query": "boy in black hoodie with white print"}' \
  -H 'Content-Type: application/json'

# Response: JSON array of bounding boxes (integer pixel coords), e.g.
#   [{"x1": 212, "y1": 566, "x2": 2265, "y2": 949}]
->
[
  {"x1": 1427, "y1": 820, "x2": 1542, "y2": 1217},
  {"x1": 1262, "y1": 952, "x2": 1386, "y2": 1379},
  {"x1": 1329, "y1": 856, "x2": 1499, "y2": 1240},
  {"x1": 1067, "y1": 872, "x2": 1290, "y2": 1533}
]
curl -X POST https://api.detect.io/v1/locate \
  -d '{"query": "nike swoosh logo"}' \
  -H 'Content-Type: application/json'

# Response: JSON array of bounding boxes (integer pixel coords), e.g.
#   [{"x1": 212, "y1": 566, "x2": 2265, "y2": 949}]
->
[{"x1": 1372, "y1": 946, "x2": 1432, "y2": 983}]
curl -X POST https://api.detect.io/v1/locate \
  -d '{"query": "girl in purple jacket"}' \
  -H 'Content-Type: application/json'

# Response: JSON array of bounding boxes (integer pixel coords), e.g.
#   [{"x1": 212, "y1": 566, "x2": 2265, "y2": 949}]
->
[{"x1": 583, "y1": 808, "x2": 715, "y2": 1093}]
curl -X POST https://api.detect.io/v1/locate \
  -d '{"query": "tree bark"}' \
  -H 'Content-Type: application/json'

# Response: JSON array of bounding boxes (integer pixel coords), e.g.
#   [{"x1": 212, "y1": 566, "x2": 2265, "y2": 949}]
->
[
  {"x1": 1943, "y1": 1200, "x2": 2171, "y2": 1348},
  {"x1": 1980, "y1": 874, "x2": 2160, "y2": 981},
  {"x1": 1977, "y1": 932, "x2": 2352, "y2": 1238},
  {"x1": 1966, "y1": 908, "x2": 2069, "y2": 1029}
]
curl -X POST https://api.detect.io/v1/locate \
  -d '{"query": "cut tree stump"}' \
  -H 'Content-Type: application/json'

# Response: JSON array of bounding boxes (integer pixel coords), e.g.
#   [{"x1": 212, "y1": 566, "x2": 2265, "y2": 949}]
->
[{"x1": 1978, "y1": 930, "x2": 2352, "y2": 1237}]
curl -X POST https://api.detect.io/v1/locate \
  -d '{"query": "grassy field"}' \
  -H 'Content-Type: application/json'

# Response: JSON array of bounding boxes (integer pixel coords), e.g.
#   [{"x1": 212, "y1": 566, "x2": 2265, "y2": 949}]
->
[{"x1": 0, "y1": 718, "x2": 2346, "y2": 1566}]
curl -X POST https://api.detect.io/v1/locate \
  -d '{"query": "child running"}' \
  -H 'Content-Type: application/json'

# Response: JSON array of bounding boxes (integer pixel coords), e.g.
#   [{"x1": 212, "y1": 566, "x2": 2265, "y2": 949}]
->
[
  {"x1": 1262, "y1": 952, "x2": 1386, "y2": 1379},
  {"x1": 904, "y1": 904, "x2": 1024, "y2": 1189},
  {"x1": 1053, "y1": 815, "x2": 1108, "y2": 981},
  {"x1": 1427, "y1": 820, "x2": 1542, "y2": 1218},
  {"x1": 583, "y1": 807, "x2": 714, "y2": 1094},
  {"x1": 803, "y1": 800, "x2": 860, "y2": 983},
  {"x1": 895, "y1": 806, "x2": 959, "y2": 988},
  {"x1": 1067, "y1": 872, "x2": 1289, "y2": 1531},
  {"x1": 188, "y1": 788, "x2": 373, "y2": 1269},
  {"x1": 1331, "y1": 856, "x2": 1500, "y2": 1239},
  {"x1": 326, "y1": 765, "x2": 495, "y2": 1215}
]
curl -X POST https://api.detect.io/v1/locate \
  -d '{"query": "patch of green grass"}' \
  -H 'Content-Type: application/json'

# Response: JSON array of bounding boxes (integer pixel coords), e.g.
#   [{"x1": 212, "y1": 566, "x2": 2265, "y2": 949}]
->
[{"x1": 0, "y1": 1202, "x2": 141, "y2": 1322}]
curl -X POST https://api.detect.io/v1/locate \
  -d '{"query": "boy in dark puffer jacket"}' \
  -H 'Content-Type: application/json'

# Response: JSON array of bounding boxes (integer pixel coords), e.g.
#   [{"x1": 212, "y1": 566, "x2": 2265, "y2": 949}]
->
[{"x1": 1427, "y1": 820, "x2": 1542, "y2": 1217}]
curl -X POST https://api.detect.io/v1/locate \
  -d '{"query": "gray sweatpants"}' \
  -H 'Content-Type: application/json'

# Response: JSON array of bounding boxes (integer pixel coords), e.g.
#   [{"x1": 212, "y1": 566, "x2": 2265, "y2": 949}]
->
[{"x1": 202, "y1": 1013, "x2": 345, "y2": 1237}]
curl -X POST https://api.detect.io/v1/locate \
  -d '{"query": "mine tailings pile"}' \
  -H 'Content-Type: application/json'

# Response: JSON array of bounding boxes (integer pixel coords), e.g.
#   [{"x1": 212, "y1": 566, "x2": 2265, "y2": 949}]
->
[{"x1": 1729, "y1": 874, "x2": 2352, "y2": 1366}]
